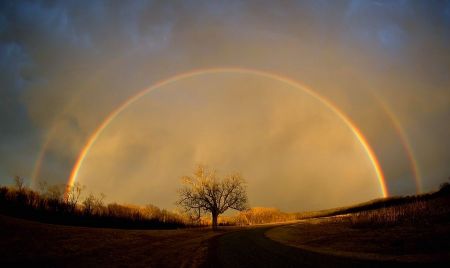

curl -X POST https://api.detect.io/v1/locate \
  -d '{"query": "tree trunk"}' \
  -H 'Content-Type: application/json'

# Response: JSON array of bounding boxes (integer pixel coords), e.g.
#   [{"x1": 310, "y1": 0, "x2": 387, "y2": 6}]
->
[{"x1": 212, "y1": 212, "x2": 218, "y2": 230}]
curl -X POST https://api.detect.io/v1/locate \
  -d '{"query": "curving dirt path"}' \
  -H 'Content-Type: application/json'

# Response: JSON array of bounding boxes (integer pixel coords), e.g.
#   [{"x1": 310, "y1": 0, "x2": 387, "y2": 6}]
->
[{"x1": 203, "y1": 225, "x2": 431, "y2": 268}]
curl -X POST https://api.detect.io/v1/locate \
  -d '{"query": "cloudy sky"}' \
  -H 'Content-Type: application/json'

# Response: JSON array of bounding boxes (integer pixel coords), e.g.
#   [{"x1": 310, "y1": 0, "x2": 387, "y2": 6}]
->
[{"x1": 0, "y1": 0, "x2": 449, "y2": 211}]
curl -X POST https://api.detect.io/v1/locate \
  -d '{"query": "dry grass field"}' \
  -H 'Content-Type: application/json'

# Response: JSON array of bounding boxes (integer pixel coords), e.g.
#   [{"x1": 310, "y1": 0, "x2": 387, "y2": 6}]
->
[
  {"x1": 0, "y1": 214, "x2": 227, "y2": 267},
  {"x1": 266, "y1": 195, "x2": 450, "y2": 264}
]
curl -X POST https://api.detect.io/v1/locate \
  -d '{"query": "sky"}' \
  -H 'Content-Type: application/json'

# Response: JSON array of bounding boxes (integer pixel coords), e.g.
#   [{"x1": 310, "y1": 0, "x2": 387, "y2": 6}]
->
[{"x1": 0, "y1": 0, "x2": 449, "y2": 212}]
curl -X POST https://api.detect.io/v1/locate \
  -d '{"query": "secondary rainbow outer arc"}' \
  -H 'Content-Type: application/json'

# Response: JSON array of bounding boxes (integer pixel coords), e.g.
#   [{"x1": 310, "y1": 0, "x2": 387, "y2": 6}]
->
[
  {"x1": 30, "y1": 49, "x2": 139, "y2": 187},
  {"x1": 31, "y1": 127, "x2": 56, "y2": 188},
  {"x1": 67, "y1": 67, "x2": 389, "y2": 197},
  {"x1": 375, "y1": 97, "x2": 422, "y2": 193}
]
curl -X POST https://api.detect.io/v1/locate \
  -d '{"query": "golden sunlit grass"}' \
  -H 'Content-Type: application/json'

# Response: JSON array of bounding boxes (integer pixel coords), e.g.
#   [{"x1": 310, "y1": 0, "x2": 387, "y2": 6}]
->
[
  {"x1": 338, "y1": 184, "x2": 450, "y2": 228},
  {"x1": 221, "y1": 207, "x2": 297, "y2": 226},
  {"x1": 346, "y1": 198, "x2": 450, "y2": 228},
  {"x1": 294, "y1": 184, "x2": 450, "y2": 221}
]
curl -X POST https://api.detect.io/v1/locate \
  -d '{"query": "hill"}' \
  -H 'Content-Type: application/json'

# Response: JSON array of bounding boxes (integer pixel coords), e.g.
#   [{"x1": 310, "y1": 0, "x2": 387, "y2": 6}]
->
[
  {"x1": 295, "y1": 184, "x2": 450, "y2": 220},
  {"x1": 267, "y1": 189, "x2": 450, "y2": 264}
]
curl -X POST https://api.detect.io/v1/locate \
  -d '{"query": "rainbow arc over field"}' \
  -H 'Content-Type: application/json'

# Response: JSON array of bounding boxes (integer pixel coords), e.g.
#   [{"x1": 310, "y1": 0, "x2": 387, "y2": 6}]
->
[{"x1": 66, "y1": 67, "x2": 389, "y2": 197}]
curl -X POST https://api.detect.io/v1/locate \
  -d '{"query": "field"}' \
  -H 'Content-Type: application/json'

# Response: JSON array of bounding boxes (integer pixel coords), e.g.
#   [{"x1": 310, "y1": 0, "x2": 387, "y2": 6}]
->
[
  {"x1": 0, "y1": 214, "x2": 223, "y2": 267},
  {"x1": 267, "y1": 195, "x2": 450, "y2": 264}
]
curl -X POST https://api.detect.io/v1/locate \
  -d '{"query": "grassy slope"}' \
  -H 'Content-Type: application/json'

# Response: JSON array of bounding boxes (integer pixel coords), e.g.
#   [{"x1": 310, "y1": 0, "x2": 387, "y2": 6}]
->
[
  {"x1": 267, "y1": 194, "x2": 450, "y2": 263},
  {"x1": 295, "y1": 190, "x2": 448, "y2": 219},
  {"x1": 0, "y1": 214, "x2": 225, "y2": 267}
]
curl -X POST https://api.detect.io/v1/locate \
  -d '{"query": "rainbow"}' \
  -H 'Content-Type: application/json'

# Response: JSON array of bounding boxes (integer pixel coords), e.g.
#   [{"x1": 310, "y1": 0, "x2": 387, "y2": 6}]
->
[
  {"x1": 30, "y1": 51, "x2": 134, "y2": 187},
  {"x1": 30, "y1": 128, "x2": 55, "y2": 188},
  {"x1": 375, "y1": 97, "x2": 422, "y2": 193},
  {"x1": 67, "y1": 67, "x2": 389, "y2": 197}
]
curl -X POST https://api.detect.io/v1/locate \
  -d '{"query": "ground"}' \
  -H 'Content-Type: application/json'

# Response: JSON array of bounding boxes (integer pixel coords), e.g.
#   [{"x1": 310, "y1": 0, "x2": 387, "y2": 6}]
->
[
  {"x1": 1, "y1": 214, "x2": 449, "y2": 267},
  {"x1": 266, "y1": 217, "x2": 450, "y2": 263},
  {"x1": 0, "y1": 214, "x2": 220, "y2": 267}
]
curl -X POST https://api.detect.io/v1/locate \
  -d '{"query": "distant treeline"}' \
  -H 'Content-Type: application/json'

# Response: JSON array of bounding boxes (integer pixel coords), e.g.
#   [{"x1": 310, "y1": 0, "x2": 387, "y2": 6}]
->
[
  {"x1": 5, "y1": 176, "x2": 447, "y2": 229},
  {"x1": 0, "y1": 177, "x2": 188, "y2": 229},
  {"x1": 0, "y1": 177, "x2": 299, "y2": 229}
]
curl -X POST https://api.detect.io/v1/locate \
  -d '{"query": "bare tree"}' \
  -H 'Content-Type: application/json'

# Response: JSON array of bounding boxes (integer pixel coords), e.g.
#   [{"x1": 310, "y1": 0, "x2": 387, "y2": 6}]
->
[
  {"x1": 177, "y1": 165, "x2": 249, "y2": 230},
  {"x1": 37, "y1": 179, "x2": 48, "y2": 194},
  {"x1": 142, "y1": 204, "x2": 162, "y2": 219},
  {"x1": 64, "y1": 182, "x2": 85, "y2": 212},
  {"x1": 46, "y1": 184, "x2": 65, "y2": 201},
  {"x1": 82, "y1": 192, "x2": 105, "y2": 215},
  {"x1": 13, "y1": 176, "x2": 25, "y2": 192}
]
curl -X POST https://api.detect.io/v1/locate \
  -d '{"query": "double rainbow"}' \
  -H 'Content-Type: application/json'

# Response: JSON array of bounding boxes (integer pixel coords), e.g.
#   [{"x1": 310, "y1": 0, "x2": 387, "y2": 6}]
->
[{"x1": 64, "y1": 67, "x2": 389, "y2": 197}]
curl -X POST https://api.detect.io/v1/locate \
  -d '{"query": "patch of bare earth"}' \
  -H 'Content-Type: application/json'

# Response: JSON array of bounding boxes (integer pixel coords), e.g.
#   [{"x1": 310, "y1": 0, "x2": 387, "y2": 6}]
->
[
  {"x1": 266, "y1": 217, "x2": 450, "y2": 263},
  {"x1": 0, "y1": 214, "x2": 227, "y2": 267}
]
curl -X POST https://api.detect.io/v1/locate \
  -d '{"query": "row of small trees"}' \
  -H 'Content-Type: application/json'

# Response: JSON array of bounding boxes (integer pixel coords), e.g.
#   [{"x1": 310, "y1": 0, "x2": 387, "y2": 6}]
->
[
  {"x1": 0, "y1": 176, "x2": 188, "y2": 229},
  {"x1": 10, "y1": 176, "x2": 105, "y2": 216},
  {"x1": 1, "y1": 165, "x2": 303, "y2": 230}
]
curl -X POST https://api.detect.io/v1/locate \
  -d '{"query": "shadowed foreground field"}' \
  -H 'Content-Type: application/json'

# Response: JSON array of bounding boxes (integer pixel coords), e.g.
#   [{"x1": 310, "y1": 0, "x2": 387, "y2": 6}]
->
[
  {"x1": 0, "y1": 214, "x2": 383, "y2": 268},
  {"x1": 0, "y1": 214, "x2": 221, "y2": 267}
]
